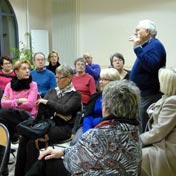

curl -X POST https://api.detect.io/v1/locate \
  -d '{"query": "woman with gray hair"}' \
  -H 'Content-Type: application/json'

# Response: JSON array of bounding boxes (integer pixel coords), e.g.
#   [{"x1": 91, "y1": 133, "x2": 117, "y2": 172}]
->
[
  {"x1": 72, "y1": 57, "x2": 96, "y2": 105},
  {"x1": 15, "y1": 64, "x2": 82, "y2": 176},
  {"x1": 140, "y1": 67, "x2": 176, "y2": 176},
  {"x1": 26, "y1": 79, "x2": 142, "y2": 176}
]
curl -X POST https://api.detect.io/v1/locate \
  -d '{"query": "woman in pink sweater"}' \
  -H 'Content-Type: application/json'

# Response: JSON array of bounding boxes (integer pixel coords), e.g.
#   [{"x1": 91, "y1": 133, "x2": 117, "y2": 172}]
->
[
  {"x1": 1, "y1": 60, "x2": 38, "y2": 117},
  {"x1": 0, "y1": 59, "x2": 38, "y2": 176}
]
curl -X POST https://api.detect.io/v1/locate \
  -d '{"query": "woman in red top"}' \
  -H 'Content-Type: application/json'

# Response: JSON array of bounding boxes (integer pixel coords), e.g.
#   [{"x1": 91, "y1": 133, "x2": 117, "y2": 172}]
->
[{"x1": 72, "y1": 57, "x2": 96, "y2": 105}]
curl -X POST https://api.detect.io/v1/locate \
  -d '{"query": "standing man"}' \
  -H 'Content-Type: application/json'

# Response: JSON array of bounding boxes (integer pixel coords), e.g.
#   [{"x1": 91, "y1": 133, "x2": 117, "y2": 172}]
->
[
  {"x1": 31, "y1": 52, "x2": 56, "y2": 97},
  {"x1": 83, "y1": 52, "x2": 101, "y2": 86},
  {"x1": 129, "y1": 19, "x2": 166, "y2": 133}
]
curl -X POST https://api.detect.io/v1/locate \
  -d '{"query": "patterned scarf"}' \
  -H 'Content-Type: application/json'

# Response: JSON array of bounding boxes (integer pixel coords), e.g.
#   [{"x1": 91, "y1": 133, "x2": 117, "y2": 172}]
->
[{"x1": 55, "y1": 83, "x2": 75, "y2": 97}]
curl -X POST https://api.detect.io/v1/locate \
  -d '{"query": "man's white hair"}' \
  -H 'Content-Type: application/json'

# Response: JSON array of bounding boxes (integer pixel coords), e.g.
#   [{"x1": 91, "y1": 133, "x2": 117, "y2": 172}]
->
[{"x1": 138, "y1": 19, "x2": 157, "y2": 36}]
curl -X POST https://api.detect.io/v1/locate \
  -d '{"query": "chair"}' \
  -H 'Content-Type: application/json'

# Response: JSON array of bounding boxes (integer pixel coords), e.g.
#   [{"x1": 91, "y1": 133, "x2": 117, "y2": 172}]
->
[
  {"x1": 54, "y1": 104, "x2": 84, "y2": 149},
  {"x1": 0, "y1": 123, "x2": 10, "y2": 175},
  {"x1": 55, "y1": 112, "x2": 83, "y2": 148},
  {"x1": 36, "y1": 104, "x2": 85, "y2": 150},
  {"x1": 0, "y1": 88, "x2": 3, "y2": 109}
]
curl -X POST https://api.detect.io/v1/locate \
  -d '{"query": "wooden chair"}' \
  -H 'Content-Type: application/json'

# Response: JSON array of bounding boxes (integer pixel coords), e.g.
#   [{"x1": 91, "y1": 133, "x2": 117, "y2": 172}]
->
[{"x1": 0, "y1": 123, "x2": 10, "y2": 175}]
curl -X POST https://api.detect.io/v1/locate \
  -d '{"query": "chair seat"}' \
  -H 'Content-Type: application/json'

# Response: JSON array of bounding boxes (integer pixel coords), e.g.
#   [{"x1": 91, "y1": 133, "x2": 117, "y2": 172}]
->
[{"x1": 54, "y1": 134, "x2": 74, "y2": 148}]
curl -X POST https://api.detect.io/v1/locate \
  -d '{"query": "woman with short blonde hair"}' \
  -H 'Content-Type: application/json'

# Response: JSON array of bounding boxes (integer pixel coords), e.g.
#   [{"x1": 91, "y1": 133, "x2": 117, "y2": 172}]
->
[
  {"x1": 0, "y1": 59, "x2": 38, "y2": 175},
  {"x1": 159, "y1": 67, "x2": 176, "y2": 95},
  {"x1": 141, "y1": 67, "x2": 176, "y2": 176},
  {"x1": 82, "y1": 67, "x2": 120, "y2": 133}
]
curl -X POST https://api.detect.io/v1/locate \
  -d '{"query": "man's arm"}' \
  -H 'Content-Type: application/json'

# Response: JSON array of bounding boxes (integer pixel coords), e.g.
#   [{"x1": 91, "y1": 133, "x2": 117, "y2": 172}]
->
[{"x1": 85, "y1": 64, "x2": 101, "y2": 80}]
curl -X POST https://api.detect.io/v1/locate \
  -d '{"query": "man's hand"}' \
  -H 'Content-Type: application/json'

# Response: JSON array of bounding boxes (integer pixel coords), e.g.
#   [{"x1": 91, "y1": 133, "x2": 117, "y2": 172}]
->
[
  {"x1": 38, "y1": 147, "x2": 64, "y2": 160},
  {"x1": 129, "y1": 35, "x2": 142, "y2": 46}
]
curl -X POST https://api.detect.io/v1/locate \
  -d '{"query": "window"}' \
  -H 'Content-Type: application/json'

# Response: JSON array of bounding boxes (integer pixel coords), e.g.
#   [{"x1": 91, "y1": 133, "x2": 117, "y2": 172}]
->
[{"x1": 0, "y1": 0, "x2": 18, "y2": 58}]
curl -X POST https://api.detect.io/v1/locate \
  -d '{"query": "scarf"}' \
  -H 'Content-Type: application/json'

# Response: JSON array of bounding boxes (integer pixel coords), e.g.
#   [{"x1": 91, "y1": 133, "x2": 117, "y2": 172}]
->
[
  {"x1": 11, "y1": 75, "x2": 32, "y2": 91},
  {"x1": 96, "y1": 115, "x2": 139, "y2": 128},
  {"x1": 55, "y1": 83, "x2": 75, "y2": 97}
]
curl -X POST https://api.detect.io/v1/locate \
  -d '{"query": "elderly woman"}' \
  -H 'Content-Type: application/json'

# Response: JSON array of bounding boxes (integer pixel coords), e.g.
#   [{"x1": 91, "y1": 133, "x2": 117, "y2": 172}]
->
[
  {"x1": 110, "y1": 52, "x2": 130, "y2": 80},
  {"x1": 15, "y1": 64, "x2": 81, "y2": 176},
  {"x1": 72, "y1": 57, "x2": 96, "y2": 105},
  {"x1": 140, "y1": 67, "x2": 176, "y2": 176},
  {"x1": 26, "y1": 79, "x2": 142, "y2": 176},
  {"x1": 0, "y1": 59, "x2": 38, "y2": 176},
  {"x1": 46, "y1": 50, "x2": 61, "y2": 74},
  {"x1": 82, "y1": 67, "x2": 120, "y2": 133}
]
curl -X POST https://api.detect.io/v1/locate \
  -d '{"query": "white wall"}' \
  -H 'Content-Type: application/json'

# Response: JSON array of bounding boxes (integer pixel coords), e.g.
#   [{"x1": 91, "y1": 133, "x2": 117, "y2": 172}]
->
[
  {"x1": 9, "y1": 0, "x2": 27, "y2": 43},
  {"x1": 51, "y1": 0, "x2": 78, "y2": 66},
  {"x1": 9, "y1": 0, "x2": 52, "y2": 57},
  {"x1": 9, "y1": 0, "x2": 176, "y2": 68},
  {"x1": 78, "y1": 0, "x2": 176, "y2": 68}
]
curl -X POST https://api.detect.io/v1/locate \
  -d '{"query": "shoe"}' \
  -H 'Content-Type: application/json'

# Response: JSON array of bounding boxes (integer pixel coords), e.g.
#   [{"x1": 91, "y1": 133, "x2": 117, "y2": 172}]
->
[{"x1": 11, "y1": 134, "x2": 19, "y2": 144}]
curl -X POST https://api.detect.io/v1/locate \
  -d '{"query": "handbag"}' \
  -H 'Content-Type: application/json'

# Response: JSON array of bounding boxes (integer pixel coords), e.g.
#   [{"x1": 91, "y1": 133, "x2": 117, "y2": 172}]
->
[{"x1": 16, "y1": 118, "x2": 55, "y2": 139}]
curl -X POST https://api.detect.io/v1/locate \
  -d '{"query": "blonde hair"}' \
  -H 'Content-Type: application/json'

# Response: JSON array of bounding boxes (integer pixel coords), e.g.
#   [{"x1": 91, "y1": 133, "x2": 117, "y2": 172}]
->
[
  {"x1": 159, "y1": 67, "x2": 176, "y2": 95},
  {"x1": 47, "y1": 51, "x2": 60, "y2": 62},
  {"x1": 13, "y1": 59, "x2": 31, "y2": 71},
  {"x1": 100, "y1": 68, "x2": 120, "y2": 81}
]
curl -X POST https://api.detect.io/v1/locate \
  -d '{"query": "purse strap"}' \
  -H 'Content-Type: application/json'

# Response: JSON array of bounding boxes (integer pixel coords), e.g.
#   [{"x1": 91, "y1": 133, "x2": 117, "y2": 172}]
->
[{"x1": 35, "y1": 134, "x2": 49, "y2": 150}]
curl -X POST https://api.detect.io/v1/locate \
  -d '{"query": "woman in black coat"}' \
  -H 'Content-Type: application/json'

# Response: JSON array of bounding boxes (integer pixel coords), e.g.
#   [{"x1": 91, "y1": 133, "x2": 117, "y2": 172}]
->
[{"x1": 15, "y1": 64, "x2": 81, "y2": 176}]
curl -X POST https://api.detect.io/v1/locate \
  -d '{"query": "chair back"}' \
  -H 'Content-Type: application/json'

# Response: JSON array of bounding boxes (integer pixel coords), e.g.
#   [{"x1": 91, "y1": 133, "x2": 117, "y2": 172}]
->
[
  {"x1": 72, "y1": 103, "x2": 84, "y2": 134},
  {"x1": 0, "y1": 123, "x2": 10, "y2": 174}
]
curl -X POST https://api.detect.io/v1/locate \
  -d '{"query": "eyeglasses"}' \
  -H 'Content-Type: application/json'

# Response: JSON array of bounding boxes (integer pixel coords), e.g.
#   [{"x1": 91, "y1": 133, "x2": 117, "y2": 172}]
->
[
  {"x1": 99, "y1": 78, "x2": 112, "y2": 82},
  {"x1": 84, "y1": 57, "x2": 92, "y2": 59},
  {"x1": 56, "y1": 76, "x2": 67, "y2": 80},
  {"x1": 3, "y1": 62, "x2": 12, "y2": 65}
]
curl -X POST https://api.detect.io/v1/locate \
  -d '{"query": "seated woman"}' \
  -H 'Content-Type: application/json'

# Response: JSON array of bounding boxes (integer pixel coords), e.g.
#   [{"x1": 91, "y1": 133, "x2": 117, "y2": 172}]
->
[
  {"x1": 26, "y1": 79, "x2": 142, "y2": 176},
  {"x1": 0, "y1": 56, "x2": 16, "y2": 108},
  {"x1": 140, "y1": 67, "x2": 176, "y2": 176},
  {"x1": 0, "y1": 56, "x2": 16, "y2": 92},
  {"x1": 15, "y1": 64, "x2": 82, "y2": 176},
  {"x1": 0, "y1": 59, "x2": 38, "y2": 176},
  {"x1": 72, "y1": 57, "x2": 96, "y2": 105},
  {"x1": 1, "y1": 60, "x2": 38, "y2": 118},
  {"x1": 110, "y1": 52, "x2": 130, "y2": 80},
  {"x1": 46, "y1": 50, "x2": 61, "y2": 74},
  {"x1": 83, "y1": 67, "x2": 120, "y2": 133}
]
